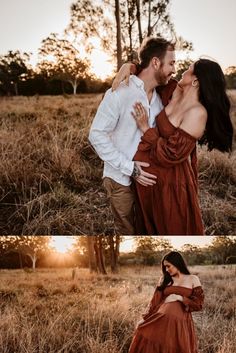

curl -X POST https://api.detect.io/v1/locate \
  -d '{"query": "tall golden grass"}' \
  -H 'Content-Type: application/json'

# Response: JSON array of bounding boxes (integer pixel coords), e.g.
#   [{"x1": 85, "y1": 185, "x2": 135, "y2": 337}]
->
[
  {"x1": 0, "y1": 265, "x2": 235, "y2": 353},
  {"x1": 0, "y1": 91, "x2": 235, "y2": 234}
]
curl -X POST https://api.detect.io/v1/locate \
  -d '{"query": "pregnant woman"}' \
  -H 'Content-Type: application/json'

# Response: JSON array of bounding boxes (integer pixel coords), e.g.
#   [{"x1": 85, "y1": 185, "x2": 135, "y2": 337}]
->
[
  {"x1": 113, "y1": 58, "x2": 233, "y2": 235},
  {"x1": 129, "y1": 251, "x2": 204, "y2": 353}
]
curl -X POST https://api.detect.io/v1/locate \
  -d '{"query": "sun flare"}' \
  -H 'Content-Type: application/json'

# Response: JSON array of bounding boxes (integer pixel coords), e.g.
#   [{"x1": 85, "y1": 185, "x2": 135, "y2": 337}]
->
[
  {"x1": 90, "y1": 49, "x2": 115, "y2": 80},
  {"x1": 50, "y1": 236, "x2": 75, "y2": 254}
]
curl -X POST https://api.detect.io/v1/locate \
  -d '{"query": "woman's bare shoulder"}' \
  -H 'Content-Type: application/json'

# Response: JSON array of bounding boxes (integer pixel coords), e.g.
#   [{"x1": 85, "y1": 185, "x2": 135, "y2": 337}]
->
[
  {"x1": 180, "y1": 105, "x2": 207, "y2": 139},
  {"x1": 189, "y1": 274, "x2": 202, "y2": 288}
]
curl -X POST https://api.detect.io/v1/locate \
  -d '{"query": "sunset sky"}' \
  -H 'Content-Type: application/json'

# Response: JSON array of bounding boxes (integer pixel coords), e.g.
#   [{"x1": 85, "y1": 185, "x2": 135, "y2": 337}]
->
[
  {"x1": 0, "y1": 0, "x2": 235, "y2": 79},
  {"x1": 49, "y1": 236, "x2": 215, "y2": 254}
]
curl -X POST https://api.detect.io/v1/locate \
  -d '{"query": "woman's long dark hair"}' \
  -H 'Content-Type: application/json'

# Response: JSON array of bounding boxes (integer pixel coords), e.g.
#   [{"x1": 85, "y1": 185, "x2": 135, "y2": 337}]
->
[
  {"x1": 193, "y1": 59, "x2": 233, "y2": 152},
  {"x1": 157, "y1": 251, "x2": 190, "y2": 291}
]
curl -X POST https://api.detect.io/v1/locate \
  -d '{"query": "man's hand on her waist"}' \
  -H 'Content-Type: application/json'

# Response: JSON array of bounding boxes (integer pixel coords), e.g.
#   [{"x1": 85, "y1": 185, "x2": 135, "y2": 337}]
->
[{"x1": 132, "y1": 161, "x2": 157, "y2": 186}]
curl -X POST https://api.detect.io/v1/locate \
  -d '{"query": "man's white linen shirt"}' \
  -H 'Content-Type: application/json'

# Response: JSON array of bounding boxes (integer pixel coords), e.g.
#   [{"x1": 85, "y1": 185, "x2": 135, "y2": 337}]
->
[{"x1": 89, "y1": 75, "x2": 163, "y2": 186}]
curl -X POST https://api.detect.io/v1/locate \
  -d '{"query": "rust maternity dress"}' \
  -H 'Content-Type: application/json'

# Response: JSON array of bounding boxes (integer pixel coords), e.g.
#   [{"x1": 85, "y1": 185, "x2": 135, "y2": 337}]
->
[
  {"x1": 133, "y1": 82, "x2": 204, "y2": 235},
  {"x1": 129, "y1": 285, "x2": 204, "y2": 353}
]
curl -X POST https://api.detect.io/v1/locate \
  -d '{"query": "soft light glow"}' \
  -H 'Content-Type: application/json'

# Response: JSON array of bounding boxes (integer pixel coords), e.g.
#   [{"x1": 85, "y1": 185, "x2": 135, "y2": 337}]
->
[
  {"x1": 90, "y1": 49, "x2": 115, "y2": 80},
  {"x1": 120, "y1": 236, "x2": 215, "y2": 252},
  {"x1": 50, "y1": 236, "x2": 75, "y2": 254}
]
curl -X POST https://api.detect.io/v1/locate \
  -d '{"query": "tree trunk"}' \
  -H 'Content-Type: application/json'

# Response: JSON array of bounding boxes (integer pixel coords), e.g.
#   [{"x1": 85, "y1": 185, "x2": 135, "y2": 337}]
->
[
  {"x1": 115, "y1": 0, "x2": 122, "y2": 70},
  {"x1": 87, "y1": 236, "x2": 97, "y2": 273},
  {"x1": 19, "y1": 252, "x2": 23, "y2": 269},
  {"x1": 68, "y1": 80, "x2": 78, "y2": 95},
  {"x1": 27, "y1": 253, "x2": 37, "y2": 271},
  {"x1": 32, "y1": 256, "x2": 36, "y2": 271},
  {"x1": 72, "y1": 81, "x2": 77, "y2": 95},
  {"x1": 127, "y1": 1, "x2": 133, "y2": 61},
  {"x1": 109, "y1": 235, "x2": 120, "y2": 273},
  {"x1": 147, "y1": 0, "x2": 152, "y2": 36},
  {"x1": 136, "y1": 0, "x2": 143, "y2": 44},
  {"x1": 94, "y1": 236, "x2": 107, "y2": 275},
  {"x1": 14, "y1": 82, "x2": 18, "y2": 96},
  {"x1": 61, "y1": 80, "x2": 65, "y2": 94},
  {"x1": 98, "y1": 236, "x2": 107, "y2": 274}
]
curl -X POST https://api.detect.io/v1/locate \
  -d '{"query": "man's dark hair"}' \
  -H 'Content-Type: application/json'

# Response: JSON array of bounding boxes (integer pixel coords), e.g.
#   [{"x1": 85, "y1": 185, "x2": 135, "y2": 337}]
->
[{"x1": 139, "y1": 37, "x2": 175, "y2": 69}]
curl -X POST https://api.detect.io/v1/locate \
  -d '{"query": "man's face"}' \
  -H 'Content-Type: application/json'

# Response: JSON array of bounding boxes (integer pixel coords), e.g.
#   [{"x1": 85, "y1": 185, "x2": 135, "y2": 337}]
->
[{"x1": 155, "y1": 50, "x2": 176, "y2": 85}]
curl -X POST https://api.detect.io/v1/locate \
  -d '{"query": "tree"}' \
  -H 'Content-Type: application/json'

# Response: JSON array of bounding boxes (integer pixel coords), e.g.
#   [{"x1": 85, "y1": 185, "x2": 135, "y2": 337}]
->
[
  {"x1": 174, "y1": 59, "x2": 193, "y2": 81},
  {"x1": 115, "y1": 0, "x2": 123, "y2": 70},
  {"x1": 225, "y1": 66, "x2": 236, "y2": 89},
  {"x1": 0, "y1": 50, "x2": 30, "y2": 95},
  {"x1": 120, "y1": 0, "x2": 193, "y2": 60},
  {"x1": 108, "y1": 235, "x2": 121, "y2": 273},
  {"x1": 0, "y1": 236, "x2": 50, "y2": 271},
  {"x1": 67, "y1": 0, "x2": 193, "y2": 73},
  {"x1": 67, "y1": 0, "x2": 115, "y2": 55},
  {"x1": 86, "y1": 236, "x2": 97, "y2": 272},
  {"x1": 135, "y1": 236, "x2": 172, "y2": 265},
  {"x1": 210, "y1": 236, "x2": 236, "y2": 264},
  {"x1": 181, "y1": 244, "x2": 205, "y2": 266},
  {"x1": 74, "y1": 236, "x2": 122, "y2": 274},
  {"x1": 38, "y1": 33, "x2": 90, "y2": 94}
]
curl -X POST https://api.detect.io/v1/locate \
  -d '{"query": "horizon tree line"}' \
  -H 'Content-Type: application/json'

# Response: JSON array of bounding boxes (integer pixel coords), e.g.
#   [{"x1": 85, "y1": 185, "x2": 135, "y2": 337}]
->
[{"x1": 0, "y1": 236, "x2": 235, "y2": 272}]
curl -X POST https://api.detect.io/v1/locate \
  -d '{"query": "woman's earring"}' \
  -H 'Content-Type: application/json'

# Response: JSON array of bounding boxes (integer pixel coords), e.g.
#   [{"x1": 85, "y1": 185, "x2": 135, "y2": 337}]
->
[{"x1": 192, "y1": 79, "x2": 198, "y2": 87}]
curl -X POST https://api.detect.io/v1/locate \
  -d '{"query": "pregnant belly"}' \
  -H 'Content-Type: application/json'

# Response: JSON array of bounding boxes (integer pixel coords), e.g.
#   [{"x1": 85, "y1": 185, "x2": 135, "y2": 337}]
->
[{"x1": 158, "y1": 301, "x2": 187, "y2": 319}]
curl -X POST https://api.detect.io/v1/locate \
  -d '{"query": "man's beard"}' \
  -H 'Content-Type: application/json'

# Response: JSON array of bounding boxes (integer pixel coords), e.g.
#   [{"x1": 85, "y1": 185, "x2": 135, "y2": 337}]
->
[{"x1": 155, "y1": 67, "x2": 171, "y2": 85}]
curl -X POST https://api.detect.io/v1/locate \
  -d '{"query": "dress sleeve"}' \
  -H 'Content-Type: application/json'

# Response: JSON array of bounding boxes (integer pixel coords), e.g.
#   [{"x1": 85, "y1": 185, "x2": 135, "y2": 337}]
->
[
  {"x1": 142, "y1": 288, "x2": 163, "y2": 320},
  {"x1": 138, "y1": 127, "x2": 197, "y2": 168},
  {"x1": 182, "y1": 286, "x2": 204, "y2": 312}
]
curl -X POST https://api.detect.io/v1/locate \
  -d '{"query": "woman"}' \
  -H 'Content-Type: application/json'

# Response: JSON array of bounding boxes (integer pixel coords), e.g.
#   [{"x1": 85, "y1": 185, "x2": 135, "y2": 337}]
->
[
  {"x1": 129, "y1": 251, "x2": 204, "y2": 353},
  {"x1": 113, "y1": 59, "x2": 233, "y2": 235}
]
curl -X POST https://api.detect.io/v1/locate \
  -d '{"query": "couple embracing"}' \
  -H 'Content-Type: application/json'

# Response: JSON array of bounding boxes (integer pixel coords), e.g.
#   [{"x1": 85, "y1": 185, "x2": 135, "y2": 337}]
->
[{"x1": 89, "y1": 37, "x2": 233, "y2": 235}]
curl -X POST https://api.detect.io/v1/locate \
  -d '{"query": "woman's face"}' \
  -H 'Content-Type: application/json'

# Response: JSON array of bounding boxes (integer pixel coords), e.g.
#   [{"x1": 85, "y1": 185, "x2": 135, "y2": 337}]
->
[
  {"x1": 163, "y1": 260, "x2": 179, "y2": 277},
  {"x1": 178, "y1": 63, "x2": 197, "y2": 88}
]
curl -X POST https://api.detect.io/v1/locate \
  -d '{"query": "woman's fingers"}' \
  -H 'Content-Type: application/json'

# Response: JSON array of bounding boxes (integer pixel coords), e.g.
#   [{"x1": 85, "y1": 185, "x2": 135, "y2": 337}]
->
[
  {"x1": 134, "y1": 102, "x2": 147, "y2": 117},
  {"x1": 132, "y1": 102, "x2": 147, "y2": 118}
]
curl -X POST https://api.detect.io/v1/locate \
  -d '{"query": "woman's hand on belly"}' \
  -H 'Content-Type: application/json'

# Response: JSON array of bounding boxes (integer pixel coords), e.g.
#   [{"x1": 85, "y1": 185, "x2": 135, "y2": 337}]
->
[
  {"x1": 164, "y1": 294, "x2": 183, "y2": 303},
  {"x1": 136, "y1": 319, "x2": 145, "y2": 328}
]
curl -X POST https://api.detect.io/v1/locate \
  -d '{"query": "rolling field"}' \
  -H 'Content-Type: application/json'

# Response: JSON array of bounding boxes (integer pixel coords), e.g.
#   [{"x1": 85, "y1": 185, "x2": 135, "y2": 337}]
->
[
  {"x1": 0, "y1": 91, "x2": 235, "y2": 235},
  {"x1": 0, "y1": 265, "x2": 235, "y2": 353}
]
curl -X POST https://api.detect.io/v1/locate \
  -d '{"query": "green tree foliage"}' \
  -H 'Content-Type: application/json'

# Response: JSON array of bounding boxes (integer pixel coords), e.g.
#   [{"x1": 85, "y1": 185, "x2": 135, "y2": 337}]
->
[
  {"x1": 38, "y1": 33, "x2": 90, "y2": 94},
  {"x1": 180, "y1": 244, "x2": 206, "y2": 266},
  {"x1": 0, "y1": 50, "x2": 30, "y2": 95},
  {"x1": 210, "y1": 236, "x2": 236, "y2": 264},
  {"x1": 135, "y1": 236, "x2": 173, "y2": 265}
]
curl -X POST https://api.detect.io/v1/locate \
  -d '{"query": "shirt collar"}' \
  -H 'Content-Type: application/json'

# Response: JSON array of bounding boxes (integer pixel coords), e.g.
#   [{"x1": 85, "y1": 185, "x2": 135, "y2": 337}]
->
[
  {"x1": 130, "y1": 75, "x2": 159, "y2": 105},
  {"x1": 130, "y1": 75, "x2": 145, "y2": 88}
]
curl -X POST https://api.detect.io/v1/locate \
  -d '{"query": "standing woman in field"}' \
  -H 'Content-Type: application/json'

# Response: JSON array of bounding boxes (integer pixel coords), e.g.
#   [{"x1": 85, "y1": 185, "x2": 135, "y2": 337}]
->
[
  {"x1": 129, "y1": 251, "x2": 204, "y2": 353},
  {"x1": 113, "y1": 58, "x2": 233, "y2": 235}
]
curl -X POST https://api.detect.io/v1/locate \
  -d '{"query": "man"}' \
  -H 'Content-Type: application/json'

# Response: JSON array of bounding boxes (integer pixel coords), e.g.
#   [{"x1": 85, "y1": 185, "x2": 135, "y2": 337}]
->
[{"x1": 89, "y1": 37, "x2": 176, "y2": 234}]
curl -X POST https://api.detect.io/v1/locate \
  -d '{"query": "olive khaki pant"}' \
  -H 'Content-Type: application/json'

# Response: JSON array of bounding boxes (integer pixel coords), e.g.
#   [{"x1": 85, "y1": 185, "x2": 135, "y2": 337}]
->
[{"x1": 103, "y1": 177, "x2": 135, "y2": 235}]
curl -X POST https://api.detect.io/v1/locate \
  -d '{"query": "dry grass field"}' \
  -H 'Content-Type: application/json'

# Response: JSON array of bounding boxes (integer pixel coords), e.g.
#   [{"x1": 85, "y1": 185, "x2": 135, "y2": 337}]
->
[
  {"x1": 0, "y1": 91, "x2": 235, "y2": 235},
  {"x1": 0, "y1": 265, "x2": 235, "y2": 353}
]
